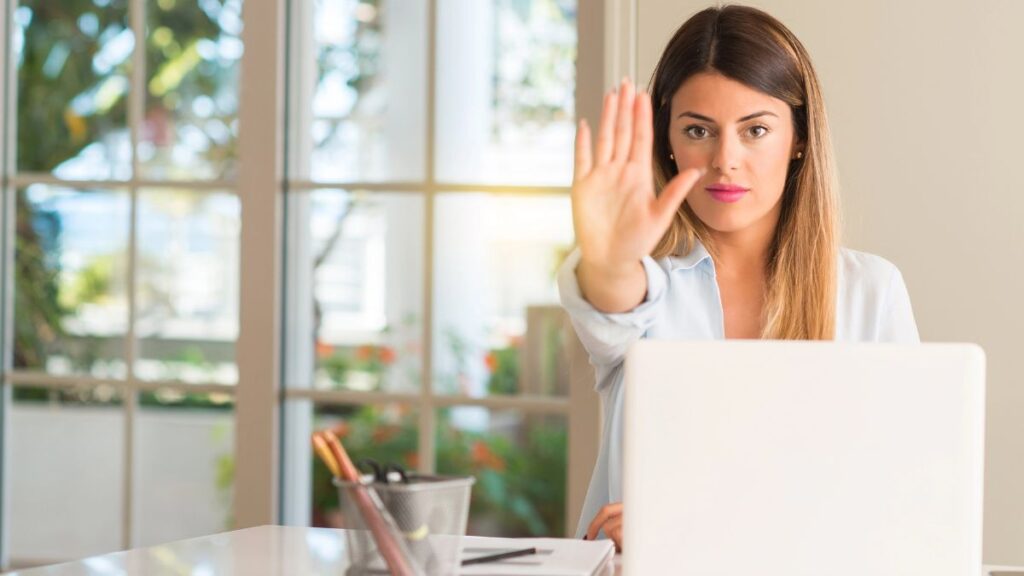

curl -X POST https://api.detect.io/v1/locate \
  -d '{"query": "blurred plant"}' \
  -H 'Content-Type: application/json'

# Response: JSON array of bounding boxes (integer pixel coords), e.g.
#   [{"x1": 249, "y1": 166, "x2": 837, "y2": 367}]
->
[
  {"x1": 439, "y1": 328, "x2": 475, "y2": 395},
  {"x1": 310, "y1": 406, "x2": 567, "y2": 538},
  {"x1": 318, "y1": 343, "x2": 397, "y2": 390},
  {"x1": 13, "y1": 0, "x2": 236, "y2": 371},
  {"x1": 485, "y1": 345, "x2": 521, "y2": 396},
  {"x1": 13, "y1": 194, "x2": 68, "y2": 370},
  {"x1": 212, "y1": 421, "x2": 235, "y2": 529},
  {"x1": 311, "y1": 405, "x2": 419, "y2": 527},
  {"x1": 436, "y1": 410, "x2": 566, "y2": 537}
]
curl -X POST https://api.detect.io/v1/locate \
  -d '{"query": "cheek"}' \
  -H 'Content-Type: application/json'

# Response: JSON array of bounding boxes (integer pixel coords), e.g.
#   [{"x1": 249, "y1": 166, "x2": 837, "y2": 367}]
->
[{"x1": 752, "y1": 146, "x2": 793, "y2": 199}]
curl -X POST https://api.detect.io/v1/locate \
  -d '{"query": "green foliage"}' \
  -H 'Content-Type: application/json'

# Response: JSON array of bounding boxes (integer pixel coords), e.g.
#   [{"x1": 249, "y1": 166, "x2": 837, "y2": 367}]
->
[
  {"x1": 436, "y1": 410, "x2": 567, "y2": 537},
  {"x1": 17, "y1": 0, "x2": 132, "y2": 173},
  {"x1": 320, "y1": 345, "x2": 397, "y2": 390},
  {"x1": 13, "y1": 0, "x2": 233, "y2": 368},
  {"x1": 212, "y1": 421, "x2": 235, "y2": 529},
  {"x1": 311, "y1": 405, "x2": 419, "y2": 521},
  {"x1": 13, "y1": 194, "x2": 68, "y2": 370},
  {"x1": 59, "y1": 253, "x2": 114, "y2": 309},
  {"x1": 486, "y1": 345, "x2": 521, "y2": 395},
  {"x1": 308, "y1": 405, "x2": 568, "y2": 537}
]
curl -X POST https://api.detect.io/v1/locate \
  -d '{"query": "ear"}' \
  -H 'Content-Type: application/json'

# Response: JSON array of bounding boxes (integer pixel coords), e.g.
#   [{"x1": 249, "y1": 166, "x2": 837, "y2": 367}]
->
[{"x1": 791, "y1": 139, "x2": 806, "y2": 160}]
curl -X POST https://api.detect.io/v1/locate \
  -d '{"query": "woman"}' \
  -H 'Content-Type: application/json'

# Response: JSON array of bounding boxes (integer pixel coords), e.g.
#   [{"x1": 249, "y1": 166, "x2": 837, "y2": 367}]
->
[{"x1": 559, "y1": 5, "x2": 919, "y2": 549}]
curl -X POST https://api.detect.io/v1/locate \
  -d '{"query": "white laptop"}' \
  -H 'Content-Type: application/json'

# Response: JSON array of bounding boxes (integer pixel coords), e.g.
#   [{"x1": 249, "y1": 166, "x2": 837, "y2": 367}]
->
[{"x1": 622, "y1": 341, "x2": 985, "y2": 576}]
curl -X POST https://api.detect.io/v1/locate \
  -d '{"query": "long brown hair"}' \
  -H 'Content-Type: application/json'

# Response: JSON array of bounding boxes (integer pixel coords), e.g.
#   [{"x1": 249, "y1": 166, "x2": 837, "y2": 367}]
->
[{"x1": 649, "y1": 4, "x2": 839, "y2": 340}]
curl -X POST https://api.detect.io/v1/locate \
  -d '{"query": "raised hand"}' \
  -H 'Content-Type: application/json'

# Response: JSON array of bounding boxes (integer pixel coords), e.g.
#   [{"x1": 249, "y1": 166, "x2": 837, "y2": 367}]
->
[
  {"x1": 572, "y1": 78, "x2": 704, "y2": 274},
  {"x1": 571, "y1": 79, "x2": 704, "y2": 312}
]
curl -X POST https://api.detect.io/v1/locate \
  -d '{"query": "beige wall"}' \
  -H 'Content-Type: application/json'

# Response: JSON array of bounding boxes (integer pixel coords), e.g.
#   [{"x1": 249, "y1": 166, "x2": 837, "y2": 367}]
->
[{"x1": 636, "y1": 0, "x2": 1024, "y2": 564}]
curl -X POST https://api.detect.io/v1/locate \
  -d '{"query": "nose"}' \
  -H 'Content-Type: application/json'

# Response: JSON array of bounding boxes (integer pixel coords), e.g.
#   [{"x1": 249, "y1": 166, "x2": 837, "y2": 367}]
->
[{"x1": 711, "y1": 132, "x2": 741, "y2": 173}]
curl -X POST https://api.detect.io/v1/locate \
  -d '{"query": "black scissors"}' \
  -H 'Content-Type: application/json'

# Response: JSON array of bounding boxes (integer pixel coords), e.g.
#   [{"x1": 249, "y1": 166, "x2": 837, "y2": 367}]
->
[{"x1": 357, "y1": 458, "x2": 410, "y2": 484}]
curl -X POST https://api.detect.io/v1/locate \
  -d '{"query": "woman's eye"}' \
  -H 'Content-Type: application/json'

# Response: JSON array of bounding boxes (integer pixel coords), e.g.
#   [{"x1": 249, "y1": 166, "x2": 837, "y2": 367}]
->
[
  {"x1": 685, "y1": 125, "x2": 710, "y2": 139},
  {"x1": 748, "y1": 125, "x2": 769, "y2": 138}
]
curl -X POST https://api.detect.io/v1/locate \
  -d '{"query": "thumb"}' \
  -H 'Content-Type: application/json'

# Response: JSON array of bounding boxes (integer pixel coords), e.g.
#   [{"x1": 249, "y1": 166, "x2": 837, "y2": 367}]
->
[{"x1": 652, "y1": 167, "x2": 704, "y2": 228}]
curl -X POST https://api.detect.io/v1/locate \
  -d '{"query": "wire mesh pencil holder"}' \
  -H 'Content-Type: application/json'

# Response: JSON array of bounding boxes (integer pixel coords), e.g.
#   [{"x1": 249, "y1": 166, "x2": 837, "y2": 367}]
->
[{"x1": 336, "y1": 474, "x2": 475, "y2": 575}]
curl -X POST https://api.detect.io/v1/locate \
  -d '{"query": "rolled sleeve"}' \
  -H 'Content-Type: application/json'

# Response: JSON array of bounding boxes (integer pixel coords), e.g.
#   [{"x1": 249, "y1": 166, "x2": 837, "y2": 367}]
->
[{"x1": 557, "y1": 248, "x2": 670, "y2": 370}]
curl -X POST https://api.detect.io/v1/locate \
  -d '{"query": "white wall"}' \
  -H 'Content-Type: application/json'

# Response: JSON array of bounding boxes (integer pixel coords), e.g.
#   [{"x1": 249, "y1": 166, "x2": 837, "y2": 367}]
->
[{"x1": 636, "y1": 0, "x2": 1024, "y2": 564}]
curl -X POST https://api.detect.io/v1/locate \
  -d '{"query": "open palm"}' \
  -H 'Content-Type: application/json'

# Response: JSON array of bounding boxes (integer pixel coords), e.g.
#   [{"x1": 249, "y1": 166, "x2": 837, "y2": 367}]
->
[{"x1": 572, "y1": 79, "x2": 703, "y2": 270}]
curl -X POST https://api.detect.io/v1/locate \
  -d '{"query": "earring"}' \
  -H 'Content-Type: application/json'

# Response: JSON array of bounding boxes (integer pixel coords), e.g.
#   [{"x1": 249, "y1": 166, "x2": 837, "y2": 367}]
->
[
  {"x1": 670, "y1": 153, "x2": 675, "y2": 160},
  {"x1": 795, "y1": 151, "x2": 803, "y2": 159}
]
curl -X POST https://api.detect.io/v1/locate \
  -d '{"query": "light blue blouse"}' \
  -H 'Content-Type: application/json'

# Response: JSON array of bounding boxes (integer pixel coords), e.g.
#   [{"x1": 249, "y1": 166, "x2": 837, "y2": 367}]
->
[{"x1": 557, "y1": 240, "x2": 920, "y2": 538}]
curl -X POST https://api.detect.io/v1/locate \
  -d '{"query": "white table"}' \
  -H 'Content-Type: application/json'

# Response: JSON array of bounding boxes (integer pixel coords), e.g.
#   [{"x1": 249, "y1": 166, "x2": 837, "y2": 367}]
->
[{"x1": 5, "y1": 525, "x2": 1020, "y2": 575}]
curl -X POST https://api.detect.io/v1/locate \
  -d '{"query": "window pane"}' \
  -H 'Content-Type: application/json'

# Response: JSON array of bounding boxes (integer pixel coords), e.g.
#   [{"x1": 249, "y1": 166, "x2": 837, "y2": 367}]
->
[
  {"x1": 135, "y1": 189, "x2": 240, "y2": 385},
  {"x1": 9, "y1": 385, "x2": 125, "y2": 567},
  {"x1": 140, "y1": 0, "x2": 243, "y2": 180},
  {"x1": 436, "y1": 408, "x2": 566, "y2": 537},
  {"x1": 433, "y1": 194, "x2": 573, "y2": 396},
  {"x1": 288, "y1": 0, "x2": 427, "y2": 182},
  {"x1": 14, "y1": 186, "x2": 130, "y2": 378},
  {"x1": 436, "y1": 0, "x2": 577, "y2": 186},
  {"x1": 15, "y1": 1, "x2": 132, "y2": 178},
  {"x1": 134, "y1": 390, "x2": 235, "y2": 546},
  {"x1": 285, "y1": 191, "x2": 424, "y2": 394}
]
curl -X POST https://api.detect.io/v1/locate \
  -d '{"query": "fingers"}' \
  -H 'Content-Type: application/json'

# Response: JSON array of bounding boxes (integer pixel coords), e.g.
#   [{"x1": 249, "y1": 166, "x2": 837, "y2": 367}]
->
[
  {"x1": 574, "y1": 119, "x2": 592, "y2": 182},
  {"x1": 612, "y1": 79, "x2": 635, "y2": 163},
  {"x1": 604, "y1": 516, "x2": 624, "y2": 551},
  {"x1": 595, "y1": 90, "x2": 617, "y2": 165},
  {"x1": 586, "y1": 502, "x2": 624, "y2": 540},
  {"x1": 628, "y1": 90, "x2": 653, "y2": 168},
  {"x1": 653, "y1": 167, "x2": 705, "y2": 227}
]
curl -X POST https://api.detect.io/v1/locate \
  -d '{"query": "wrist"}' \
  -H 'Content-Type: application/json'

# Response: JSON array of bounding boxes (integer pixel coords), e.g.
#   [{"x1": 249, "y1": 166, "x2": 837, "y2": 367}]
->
[{"x1": 578, "y1": 255, "x2": 643, "y2": 280}]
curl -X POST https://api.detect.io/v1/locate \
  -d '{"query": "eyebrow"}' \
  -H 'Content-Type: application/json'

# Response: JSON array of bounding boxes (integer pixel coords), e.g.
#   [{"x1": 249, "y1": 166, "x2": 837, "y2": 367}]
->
[{"x1": 676, "y1": 110, "x2": 779, "y2": 123}]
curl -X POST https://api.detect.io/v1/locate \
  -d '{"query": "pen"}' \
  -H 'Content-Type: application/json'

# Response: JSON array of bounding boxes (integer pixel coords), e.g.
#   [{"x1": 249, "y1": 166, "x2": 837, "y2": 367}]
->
[{"x1": 461, "y1": 546, "x2": 538, "y2": 566}]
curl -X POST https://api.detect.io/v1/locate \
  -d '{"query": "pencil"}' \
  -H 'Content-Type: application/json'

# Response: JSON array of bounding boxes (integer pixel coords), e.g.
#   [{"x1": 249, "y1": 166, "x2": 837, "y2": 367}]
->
[{"x1": 311, "y1": 433, "x2": 340, "y2": 477}]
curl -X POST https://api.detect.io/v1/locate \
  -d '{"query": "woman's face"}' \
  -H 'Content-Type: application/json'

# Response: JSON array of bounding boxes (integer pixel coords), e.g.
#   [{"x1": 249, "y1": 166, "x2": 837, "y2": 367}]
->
[{"x1": 668, "y1": 71, "x2": 802, "y2": 236}]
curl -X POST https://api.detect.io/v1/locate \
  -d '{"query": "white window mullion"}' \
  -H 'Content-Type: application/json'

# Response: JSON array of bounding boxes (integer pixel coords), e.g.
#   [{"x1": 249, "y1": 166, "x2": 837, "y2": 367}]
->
[
  {"x1": 234, "y1": 0, "x2": 287, "y2": 529},
  {"x1": 417, "y1": 0, "x2": 439, "y2": 477},
  {"x1": 0, "y1": 0, "x2": 13, "y2": 564},
  {"x1": 123, "y1": 0, "x2": 147, "y2": 550},
  {"x1": 9, "y1": 174, "x2": 237, "y2": 191},
  {"x1": 278, "y1": 0, "x2": 316, "y2": 528}
]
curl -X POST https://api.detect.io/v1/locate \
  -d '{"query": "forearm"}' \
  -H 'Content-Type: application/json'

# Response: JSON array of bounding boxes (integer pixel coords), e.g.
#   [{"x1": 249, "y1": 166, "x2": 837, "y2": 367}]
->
[{"x1": 576, "y1": 257, "x2": 648, "y2": 314}]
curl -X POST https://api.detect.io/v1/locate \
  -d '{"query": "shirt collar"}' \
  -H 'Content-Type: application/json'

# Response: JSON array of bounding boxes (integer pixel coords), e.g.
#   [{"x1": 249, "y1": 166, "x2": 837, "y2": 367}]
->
[{"x1": 667, "y1": 238, "x2": 713, "y2": 272}]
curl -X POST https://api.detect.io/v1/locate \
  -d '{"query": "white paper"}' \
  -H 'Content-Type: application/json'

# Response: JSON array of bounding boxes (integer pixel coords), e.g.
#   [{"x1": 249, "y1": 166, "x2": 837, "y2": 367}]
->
[{"x1": 458, "y1": 536, "x2": 615, "y2": 576}]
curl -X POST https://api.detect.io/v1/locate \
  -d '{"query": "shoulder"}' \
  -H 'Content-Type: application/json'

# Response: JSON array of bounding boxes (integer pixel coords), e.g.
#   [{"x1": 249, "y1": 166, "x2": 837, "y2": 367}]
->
[
  {"x1": 836, "y1": 248, "x2": 920, "y2": 343},
  {"x1": 838, "y1": 247, "x2": 902, "y2": 289}
]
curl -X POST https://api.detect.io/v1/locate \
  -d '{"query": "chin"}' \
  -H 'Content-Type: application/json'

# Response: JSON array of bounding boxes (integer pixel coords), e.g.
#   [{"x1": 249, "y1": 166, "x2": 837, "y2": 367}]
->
[{"x1": 690, "y1": 208, "x2": 757, "y2": 234}]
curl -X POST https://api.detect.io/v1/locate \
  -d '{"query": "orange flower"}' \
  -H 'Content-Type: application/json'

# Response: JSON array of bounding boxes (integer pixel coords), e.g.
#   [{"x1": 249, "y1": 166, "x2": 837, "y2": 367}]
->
[
  {"x1": 372, "y1": 425, "x2": 398, "y2": 444},
  {"x1": 329, "y1": 423, "x2": 350, "y2": 440},
  {"x1": 316, "y1": 340, "x2": 335, "y2": 359},
  {"x1": 484, "y1": 352, "x2": 498, "y2": 373},
  {"x1": 470, "y1": 440, "x2": 506, "y2": 472},
  {"x1": 379, "y1": 346, "x2": 397, "y2": 364},
  {"x1": 355, "y1": 345, "x2": 374, "y2": 361},
  {"x1": 404, "y1": 452, "x2": 419, "y2": 470}
]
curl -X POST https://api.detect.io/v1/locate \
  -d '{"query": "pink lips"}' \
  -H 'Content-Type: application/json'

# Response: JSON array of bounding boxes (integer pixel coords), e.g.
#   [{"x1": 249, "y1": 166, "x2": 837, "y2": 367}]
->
[{"x1": 705, "y1": 184, "x2": 749, "y2": 203}]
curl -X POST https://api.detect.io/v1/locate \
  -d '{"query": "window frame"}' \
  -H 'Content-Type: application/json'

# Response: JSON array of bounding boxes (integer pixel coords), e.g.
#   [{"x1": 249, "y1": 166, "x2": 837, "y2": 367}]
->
[{"x1": 0, "y1": 0, "x2": 625, "y2": 565}]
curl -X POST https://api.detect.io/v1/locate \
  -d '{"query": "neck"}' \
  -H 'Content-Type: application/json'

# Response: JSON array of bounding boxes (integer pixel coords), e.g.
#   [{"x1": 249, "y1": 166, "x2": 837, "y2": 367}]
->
[{"x1": 707, "y1": 204, "x2": 781, "y2": 279}]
